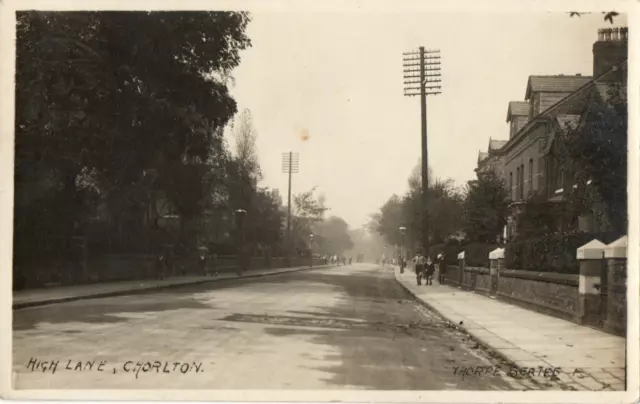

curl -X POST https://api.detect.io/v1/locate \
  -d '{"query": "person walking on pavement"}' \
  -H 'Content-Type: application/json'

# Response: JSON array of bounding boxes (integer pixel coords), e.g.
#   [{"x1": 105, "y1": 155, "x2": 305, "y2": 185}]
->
[
  {"x1": 211, "y1": 252, "x2": 219, "y2": 276},
  {"x1": 437, "y1": 253, "x2": 446, "y2": 284},
  {"x1": 198, "y1": 246, "x2": 208, "y2": 276},
  {"x1": 425, "y1": 256, "x2": 435, "y2": 286},
  {"x1": 413, "y1": 250, "x2": 426, "y2": 285},
  {"x1": 156, "y1": 250, "x2": 167, "y2": 280}
]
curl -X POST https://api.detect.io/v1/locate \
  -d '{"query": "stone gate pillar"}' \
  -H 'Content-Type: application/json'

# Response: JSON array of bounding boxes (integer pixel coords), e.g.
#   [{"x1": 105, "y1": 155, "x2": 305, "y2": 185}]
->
[
  {"x1": 604, "y1": 236, "x2": 627, "y2": 335},
  {"x1": 576, "y1": 239, "x2": 606, "y2": 327},
  {"x1": 489, "y1": 247, "x2": 504, "y2": 297},
  {"x1": 457, "y1": 251, "x2": 465, "y2": 287}
]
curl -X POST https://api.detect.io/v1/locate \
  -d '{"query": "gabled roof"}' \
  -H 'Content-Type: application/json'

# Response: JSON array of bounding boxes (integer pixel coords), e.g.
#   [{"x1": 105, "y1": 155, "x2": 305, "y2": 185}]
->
[
  {"x1": 506, "y1": 101, "x2": 529, "y2": 122},
  {"x1": 489, "y1": 139, "x2": 507, "y2": 151},
  {"x1": 477, "y1": 151, "x2": 488, "y2": 164},
  {"x1": 502, "y1": 59, "x2": 626, "y2": 155},
  {"x1": 556, "y1": 114, "x2": 581, "y2": 131},
  {"x1": 525, "y1": 75, "x2": 593, "y2": 100},
  {"x1": 542, "y1": 114, "x2": 582, "y2": 156}
]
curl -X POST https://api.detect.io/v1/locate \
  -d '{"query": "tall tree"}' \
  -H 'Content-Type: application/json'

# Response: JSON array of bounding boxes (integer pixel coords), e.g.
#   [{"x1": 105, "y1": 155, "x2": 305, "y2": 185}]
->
[
  {"x1": 558, "y1": 82, "x2": 627, "y2": 236},
  {"x1": 313, "y1": 216, "x2": 354, "y2": 256},
  {"x1": 14, "y1": 11, "x2": 252, "y2": 262},
  {"x1": 291, "y1": 187, "x2": 328, "y2": 252},
  {"x1": 462, "y1": 170, "x2": 510, "y2": 244}
]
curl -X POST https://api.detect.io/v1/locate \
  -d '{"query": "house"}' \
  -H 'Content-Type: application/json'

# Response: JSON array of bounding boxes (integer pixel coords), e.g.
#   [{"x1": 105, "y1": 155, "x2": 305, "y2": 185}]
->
[
  {"x1": 476, "y1": 138, "x2": 507, "y2": 177},
  {"x1": 475, "y1": 27, "x2": 628, "y2": 240}
]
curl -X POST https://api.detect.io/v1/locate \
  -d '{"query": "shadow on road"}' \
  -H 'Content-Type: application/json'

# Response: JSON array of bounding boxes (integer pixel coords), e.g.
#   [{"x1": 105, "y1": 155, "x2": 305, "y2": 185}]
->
[
  {"x1": 13, "y1": 295, "x2": 213, "y2": 331},
  {"x1": 223, "y1": 265, "x2": 525, "y2": 390}
]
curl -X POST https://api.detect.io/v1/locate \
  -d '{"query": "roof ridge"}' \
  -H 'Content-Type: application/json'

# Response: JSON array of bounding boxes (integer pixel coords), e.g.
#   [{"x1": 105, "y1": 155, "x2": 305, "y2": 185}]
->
[{"x1": 529, "y1": 74, "x2": 593, "y2": 78}]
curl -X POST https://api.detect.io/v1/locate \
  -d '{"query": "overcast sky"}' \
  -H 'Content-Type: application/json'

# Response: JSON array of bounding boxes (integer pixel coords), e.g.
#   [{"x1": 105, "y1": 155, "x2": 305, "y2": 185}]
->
[{"x1": 227, "y1": 11, "x2": 626, "y2": 229}]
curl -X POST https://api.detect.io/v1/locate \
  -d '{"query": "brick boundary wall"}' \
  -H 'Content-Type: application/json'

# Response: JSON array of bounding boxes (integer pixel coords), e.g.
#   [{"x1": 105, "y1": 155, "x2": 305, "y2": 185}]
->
[
  {"x1": 445, "y1": 265, "x2": 580, "y2": 323},
  {"x1": 496, "y1": 270, "x2": 579, "y2": 323},
  {"x1": 24, "y1": 255, "x2": 325, "y2": 288}
]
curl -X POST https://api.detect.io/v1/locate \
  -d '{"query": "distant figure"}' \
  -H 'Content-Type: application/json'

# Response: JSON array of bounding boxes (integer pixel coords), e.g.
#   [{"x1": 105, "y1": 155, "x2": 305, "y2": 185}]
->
[
  {"x1": 156, "y1": 252, "x2": 167, "y2": 280},
  {"x1": 437, "y1": 253, "x2": 446, "y2": 284},
  {"x1": 198, "y1": 246, "x2": 208, "y2": 276},
  {"x1": 425, "y1": 257, "x2": 435, "y2": 286},
  {"x1": 211, "y1": 253, "x2": 219, "y2": 276},
  {"x1": 349, "y1": 257, "x2": 352, "y2": 265},
  {"x1": 413, "y1": 250, "x2": 426, "y2": 285}
]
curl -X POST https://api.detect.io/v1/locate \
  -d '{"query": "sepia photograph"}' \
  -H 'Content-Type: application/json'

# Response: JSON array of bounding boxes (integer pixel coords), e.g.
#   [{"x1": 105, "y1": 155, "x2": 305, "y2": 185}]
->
[{"x1": 1, "y1": 1, "x2": 638, "y2": 402}]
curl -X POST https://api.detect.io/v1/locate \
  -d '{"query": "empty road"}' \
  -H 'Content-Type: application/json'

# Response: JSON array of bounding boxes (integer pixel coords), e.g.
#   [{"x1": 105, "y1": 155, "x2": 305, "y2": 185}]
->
[{"x1": 13, "y1": 263, "x2": 548, "y2": 390}]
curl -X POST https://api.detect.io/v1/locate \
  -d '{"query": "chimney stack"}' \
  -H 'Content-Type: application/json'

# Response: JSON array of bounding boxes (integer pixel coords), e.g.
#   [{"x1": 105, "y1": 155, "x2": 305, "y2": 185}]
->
[{"x1": 593, "y1": 27, "x2": 628, "y2": 77}]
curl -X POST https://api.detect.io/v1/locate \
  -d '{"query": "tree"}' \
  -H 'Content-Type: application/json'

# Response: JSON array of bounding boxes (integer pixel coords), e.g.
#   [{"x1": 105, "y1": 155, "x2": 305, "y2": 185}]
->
[
  {"x1": 314, "y1": 216, "x2": 354, "y2": 256},
  {"x1": 14, "y1": 12, "x2": 252, "y2": 265},
  {"x1": 232, "y1": 108, "x2": 261, "y2": 180},
  {"x1": 372, "y1": 159, "x2": 465, "y2": 251},
  {"x1": 557, "y1": 81, "x2": 627, "y2": 236},
  {"x1": 290, "y1": 187, "x2": 328, "y2": 253},
  {"x1": 370, "y1": 195, "x2": 405, "y2": 246},
  {"x1": 462, "y1": 170, "x2": 510, "y2": 244},
  {"x1": 569, "y1": 12, "x2": 620, "y2": 24}
]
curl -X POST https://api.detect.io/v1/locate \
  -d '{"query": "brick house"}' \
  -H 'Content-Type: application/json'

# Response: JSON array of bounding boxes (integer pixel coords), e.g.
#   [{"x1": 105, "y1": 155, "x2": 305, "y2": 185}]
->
[{"x1": 475, "y1": 27, "x2": 628, "y2": 241}]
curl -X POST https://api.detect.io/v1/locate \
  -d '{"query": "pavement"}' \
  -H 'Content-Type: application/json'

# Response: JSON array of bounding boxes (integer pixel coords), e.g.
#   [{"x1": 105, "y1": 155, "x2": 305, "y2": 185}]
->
[
  {"x1": 13, "y1": 264, "x2": 333, "y2": 309},
  {"x1": 393, "y1": 265, "x2": 626, "y2": 391},
  {"x1": 13, "y1": 263, "x2": 556, "y2": 390}
]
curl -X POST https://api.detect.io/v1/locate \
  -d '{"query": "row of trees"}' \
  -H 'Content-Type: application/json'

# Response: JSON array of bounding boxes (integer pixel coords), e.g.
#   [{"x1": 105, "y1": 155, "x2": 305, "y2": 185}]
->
[
  {"x1": 14, "y1": 11, "x2": 354, "y2": 283},
  {"x1": 370, "y1": 159, "x2": 508, "y2": 256}
]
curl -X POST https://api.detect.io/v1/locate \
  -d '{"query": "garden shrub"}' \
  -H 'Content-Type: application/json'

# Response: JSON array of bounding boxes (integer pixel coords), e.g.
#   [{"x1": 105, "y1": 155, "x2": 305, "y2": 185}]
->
[{"x1": 505, "y1": 230, "x2": 619, "y2": 274}]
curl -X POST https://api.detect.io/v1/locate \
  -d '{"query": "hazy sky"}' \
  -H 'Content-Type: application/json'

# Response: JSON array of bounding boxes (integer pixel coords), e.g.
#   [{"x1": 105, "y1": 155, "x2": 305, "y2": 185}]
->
[{"x1": 227, "y1": 11, "x2": 622, "y2": 229}]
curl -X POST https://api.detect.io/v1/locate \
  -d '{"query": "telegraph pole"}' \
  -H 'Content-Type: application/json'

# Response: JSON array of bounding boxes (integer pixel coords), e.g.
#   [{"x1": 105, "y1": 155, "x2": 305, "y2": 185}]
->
[
  {"x1": 282, "y1": 152, "x2": 299, "y2": 267},
  {"x1": 403, "y1": 47, "x2": 441, "y2": 258}
]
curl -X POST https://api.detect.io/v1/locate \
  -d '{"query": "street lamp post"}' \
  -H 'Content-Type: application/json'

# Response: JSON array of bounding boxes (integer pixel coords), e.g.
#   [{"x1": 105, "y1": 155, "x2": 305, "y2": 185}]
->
[
  {"x1": 309, "y1": 234, "x2": 314, "y2": 268},
  {"x1": 234, "y1": 209, "x2": 247, "y2": 276},
  {"x1": 399, "y1": 226, "x2": 407, "y2": 273}
]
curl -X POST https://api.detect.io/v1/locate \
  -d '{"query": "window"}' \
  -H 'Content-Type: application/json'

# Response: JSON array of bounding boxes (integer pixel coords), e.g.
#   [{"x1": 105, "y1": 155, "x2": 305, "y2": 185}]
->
[
  {"x1": 520, "y1": 164, "x2": 525, "y2": 200},
  {"x1": 516, "y1": 167, "x2": 520, "y2": 200},
  {"x1": 509, "y1": 172, "x2": 513, "y2": 200},
  {"x1": 529, "y1": 159, "x2": 534, "y2": 192}
]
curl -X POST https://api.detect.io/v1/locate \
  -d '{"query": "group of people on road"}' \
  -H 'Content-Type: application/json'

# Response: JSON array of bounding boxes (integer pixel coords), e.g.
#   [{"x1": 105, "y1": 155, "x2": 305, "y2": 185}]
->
[
  {"x1": 411, "y1": 250, "x2": 446, "y2": 286},
  {"x1": 322, "y1": 255, "x2": 352, "y2": 266}
]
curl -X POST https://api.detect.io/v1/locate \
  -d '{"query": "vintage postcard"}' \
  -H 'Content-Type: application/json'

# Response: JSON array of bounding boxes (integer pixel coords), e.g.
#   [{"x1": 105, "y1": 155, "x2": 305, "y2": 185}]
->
[{"x1": 0, "y1": 0, "x2": 638, "y2": 403}]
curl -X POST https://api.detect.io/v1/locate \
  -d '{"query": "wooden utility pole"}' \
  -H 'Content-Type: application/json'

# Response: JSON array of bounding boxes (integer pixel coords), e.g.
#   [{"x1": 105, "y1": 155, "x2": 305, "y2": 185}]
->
[
  {"x1": 403, "y1": 47, "x2": 441, "y2": 257},
  {"x1": 282, "y1": 152, "x2": 299, "y2": 266}
]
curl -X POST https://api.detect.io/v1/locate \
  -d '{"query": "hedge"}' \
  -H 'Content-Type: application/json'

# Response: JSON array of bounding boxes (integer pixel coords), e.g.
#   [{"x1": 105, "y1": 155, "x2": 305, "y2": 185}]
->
[
  {"x1": 505, "y1": 231, "x2": 619, "y2": 274},
  {"x1": 463, "y1": 242, "x2": 498, "y2": 267},
  {"x1": 429, "y1": 239, "x2": 463, "y2": 265}
]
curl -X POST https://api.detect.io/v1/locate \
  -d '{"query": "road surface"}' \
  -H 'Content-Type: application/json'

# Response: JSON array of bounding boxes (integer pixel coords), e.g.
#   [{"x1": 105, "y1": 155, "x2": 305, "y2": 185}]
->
[{"x1": 13, "y1": 263, "x2": 546, "y2": 390}]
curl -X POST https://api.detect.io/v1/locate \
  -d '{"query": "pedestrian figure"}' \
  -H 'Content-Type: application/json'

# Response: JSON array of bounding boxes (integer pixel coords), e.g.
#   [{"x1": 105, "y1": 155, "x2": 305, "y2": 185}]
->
[
  {"x1": 349, "y1": 257, "x2": 352, "y2": 265},
  {"x1": 156, "y1": 252, "x2": 167, "y2": 280},
  {"x1": 198, "y1": 246, "x2": 208, "y2": 276},
  {"x1": 211, "y1": 252, "x2": 219, "y2": 276},
  {"x1": 437, "y1": 253, "x2": 446, "y2": 284},
  {"x1": 425, "y1": 257, "x2": 435, "y2": 286},
  {"x1": 413, "y1": 250, "x2": 426, "y2": 285}
]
